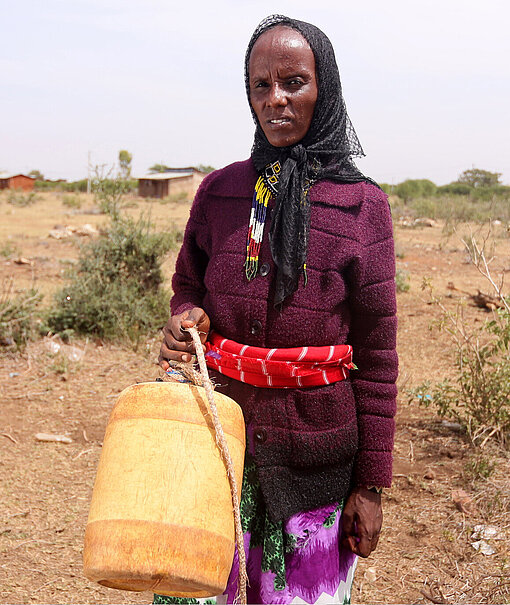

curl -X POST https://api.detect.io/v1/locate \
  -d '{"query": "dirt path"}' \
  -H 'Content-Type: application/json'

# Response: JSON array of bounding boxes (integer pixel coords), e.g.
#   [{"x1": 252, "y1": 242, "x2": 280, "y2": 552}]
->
[{"x1": 1, "y1": 194, "x2": 509, "y2": 604}]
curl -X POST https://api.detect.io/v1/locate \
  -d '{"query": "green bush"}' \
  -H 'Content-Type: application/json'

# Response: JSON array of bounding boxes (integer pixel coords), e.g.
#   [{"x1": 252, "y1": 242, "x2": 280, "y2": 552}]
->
[
  {"x1": 63, "y1": 179, "x2": 89, "y2": 193},
  {"x1": 7, "y1": 190, "x2": 39, "y2": 207},
  {"x1": 408, "y1": 278, "x2": 510, "y2": 448},
  {"x1": 46, "y1": 211, "x2": 180, "y2": 345},
  {"x1": 395, "y1": 179, "x2": 423, "y2": 202},
  {"x1": 91, "y1": 176, "x2": 139, "y2": 215},
  {"x1": 0, "y1": 282, "x2": 42, "y2": 350},
  {"x1": 437, "y1": 183, "x2": 473, "y2": 196},
  {"x1": 407, "y1": 197, "x2": 440, "y2": 219},
  {"x1": 416, "y1": 179, "x2": 437, "y2": 196},
  {"x1": 394, "y1": 179, "x2": 437, "y2": 202},
  {"x1": 395, "y1": 194, "x2": 510, "y2": 223},
  {"x1": 395, "y1": 267, "x2": 410, "y2": 292},
  {"x1": 470, "y1": 185, "x2": 510, "y2": 202},
  {"x1": 34, "y1": 180, "x2": 59, "y2": 191},
  {"x1": 62, "y1": 194, "x2": 83, "y2": 209}
]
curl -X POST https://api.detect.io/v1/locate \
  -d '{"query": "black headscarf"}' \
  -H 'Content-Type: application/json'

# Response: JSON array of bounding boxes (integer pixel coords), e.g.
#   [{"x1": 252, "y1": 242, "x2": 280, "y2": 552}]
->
[{"x1": 245, "y1": 14, "x2": 378, "y2": 306}]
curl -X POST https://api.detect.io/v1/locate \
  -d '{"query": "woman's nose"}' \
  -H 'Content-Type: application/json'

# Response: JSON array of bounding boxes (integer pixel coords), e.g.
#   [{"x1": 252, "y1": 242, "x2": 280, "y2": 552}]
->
[{"x1": 267, "y1": 83, "x2": 287, "y2": 107}]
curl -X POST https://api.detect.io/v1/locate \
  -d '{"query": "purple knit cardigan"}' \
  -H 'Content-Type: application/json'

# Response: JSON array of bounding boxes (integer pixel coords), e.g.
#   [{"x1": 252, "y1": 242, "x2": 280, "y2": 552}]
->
[{"x1": 171, "y1": 159, "x2": 398, "y2": 521}]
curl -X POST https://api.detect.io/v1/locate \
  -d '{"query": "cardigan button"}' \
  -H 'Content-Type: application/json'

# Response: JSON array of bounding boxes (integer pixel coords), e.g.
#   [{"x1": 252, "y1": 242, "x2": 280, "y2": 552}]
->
[
  {"x1": 259, "y1": 263, "x2": 270, "y2": 277},
  {"x1": 250, "y1": 320, "x2": 262, "y2": 335},
  {"x1": 254, "y1": 428, "x2": 267, "y2": 443}
]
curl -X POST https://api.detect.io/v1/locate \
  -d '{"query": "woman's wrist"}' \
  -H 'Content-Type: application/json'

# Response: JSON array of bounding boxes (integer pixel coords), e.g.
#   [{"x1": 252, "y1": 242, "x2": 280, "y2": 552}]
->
[{"x1": 365, "y1": 485, "x2": 384, "y2": 494}]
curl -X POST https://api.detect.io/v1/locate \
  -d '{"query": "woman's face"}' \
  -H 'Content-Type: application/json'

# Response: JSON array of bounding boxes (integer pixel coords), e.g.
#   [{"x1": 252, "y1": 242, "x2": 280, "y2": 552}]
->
[{"x1": 248, "y1": 26, "x2": 318, "y2": 148}]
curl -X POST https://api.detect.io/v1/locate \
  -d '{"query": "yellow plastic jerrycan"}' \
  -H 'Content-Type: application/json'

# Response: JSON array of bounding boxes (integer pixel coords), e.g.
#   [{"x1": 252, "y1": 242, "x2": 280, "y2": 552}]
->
[{"x1": 83, "y1": 381, "x2": 245, "y2": 597}]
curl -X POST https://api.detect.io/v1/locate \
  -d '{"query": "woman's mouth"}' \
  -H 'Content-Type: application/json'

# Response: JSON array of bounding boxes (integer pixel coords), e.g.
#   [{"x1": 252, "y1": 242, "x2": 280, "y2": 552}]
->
[{"x1": 268, "y1": 118, "x2": 291, "y2": 125}]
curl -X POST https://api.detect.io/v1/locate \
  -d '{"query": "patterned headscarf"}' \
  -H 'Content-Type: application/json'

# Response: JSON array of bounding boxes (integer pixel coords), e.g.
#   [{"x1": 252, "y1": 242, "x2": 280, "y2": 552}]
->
[{"x1": 245, "y1": 15, "x2": 378, "y2": 306}]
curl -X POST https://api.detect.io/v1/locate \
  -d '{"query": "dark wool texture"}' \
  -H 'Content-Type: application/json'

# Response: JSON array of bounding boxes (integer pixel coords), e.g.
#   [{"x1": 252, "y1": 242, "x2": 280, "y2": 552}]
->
[
  {"x1": 245, "y1": 14, "x2": 379, "y2": 306},
  {"x1": 171, "y1": 160, "x2": 398, "y2": 521}
]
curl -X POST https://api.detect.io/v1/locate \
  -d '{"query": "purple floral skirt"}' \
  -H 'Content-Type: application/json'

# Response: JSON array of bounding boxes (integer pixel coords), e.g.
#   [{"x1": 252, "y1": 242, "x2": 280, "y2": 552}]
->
[{"x1": 154, "y1": 455, "x2": 357, "y2": 605}]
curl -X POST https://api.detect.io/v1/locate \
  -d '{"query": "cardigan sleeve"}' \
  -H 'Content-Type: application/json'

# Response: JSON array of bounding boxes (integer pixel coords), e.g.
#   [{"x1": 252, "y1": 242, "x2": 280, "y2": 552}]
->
[
  {"x1": 348, "y1": 184, "x2": 398, "y2": 488},
  {"x1": 170, "y1": 179, "x2": 210, "y2": 316}
]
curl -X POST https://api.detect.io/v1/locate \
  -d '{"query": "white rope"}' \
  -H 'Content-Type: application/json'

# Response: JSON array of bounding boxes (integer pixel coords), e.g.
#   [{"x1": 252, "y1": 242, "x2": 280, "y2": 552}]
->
[{"x1": 185, "y1": 327, "x2": 247, "y2": 604}]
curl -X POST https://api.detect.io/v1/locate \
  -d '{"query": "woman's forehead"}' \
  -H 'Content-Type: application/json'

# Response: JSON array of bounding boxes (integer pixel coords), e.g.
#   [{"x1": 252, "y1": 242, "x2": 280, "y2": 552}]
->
[
  {"x1": 250, "y1": 26, "x2": 311, "y2": 56},
  {"x1": 248, "y1": 26, "x2": 314, "y2": 74}
]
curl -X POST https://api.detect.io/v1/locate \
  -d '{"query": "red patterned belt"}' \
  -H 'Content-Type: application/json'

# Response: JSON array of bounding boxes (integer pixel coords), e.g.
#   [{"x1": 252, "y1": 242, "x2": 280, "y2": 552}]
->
[{"x1": 204, "y1": 331, "x2": 355, "y2": 389}]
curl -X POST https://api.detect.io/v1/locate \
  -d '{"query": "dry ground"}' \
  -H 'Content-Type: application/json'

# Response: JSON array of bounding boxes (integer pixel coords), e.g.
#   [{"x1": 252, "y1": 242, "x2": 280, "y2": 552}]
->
[{"x1": 1, "y1": 192, "x2": 509, "y2": 604}]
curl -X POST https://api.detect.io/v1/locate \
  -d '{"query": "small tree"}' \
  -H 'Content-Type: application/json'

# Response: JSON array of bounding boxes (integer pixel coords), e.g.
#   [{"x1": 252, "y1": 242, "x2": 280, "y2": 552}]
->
[
  {"x1": 28, "y1": 169, "x2": 44, "y2": 180},
  {"x1": 118, "y1": 150, "x2": 133, "y2": 180},
  {"x1": 457, "y1": 168, "x2": 501, "y2": 188}
]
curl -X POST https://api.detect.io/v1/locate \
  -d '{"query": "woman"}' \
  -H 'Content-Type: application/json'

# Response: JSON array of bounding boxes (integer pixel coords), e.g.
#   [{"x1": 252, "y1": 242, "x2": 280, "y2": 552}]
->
[{"x1": 158, "y1": 14, "x2": 397, "y2": 605}]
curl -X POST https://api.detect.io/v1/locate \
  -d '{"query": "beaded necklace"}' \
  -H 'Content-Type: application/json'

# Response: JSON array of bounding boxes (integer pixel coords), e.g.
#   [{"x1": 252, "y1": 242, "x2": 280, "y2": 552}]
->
[
  {"x1": 245, "y1": 160, "x2": 313, "y2": 286},
  {"x1": 245, "y1": 160, "x2": 281, "y2": 281}
]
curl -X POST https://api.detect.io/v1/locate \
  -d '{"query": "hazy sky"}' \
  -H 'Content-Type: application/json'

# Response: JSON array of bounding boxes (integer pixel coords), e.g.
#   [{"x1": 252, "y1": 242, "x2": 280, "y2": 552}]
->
[{"x1": 1, "y1": 0, "x2": 509, "y2": 185}]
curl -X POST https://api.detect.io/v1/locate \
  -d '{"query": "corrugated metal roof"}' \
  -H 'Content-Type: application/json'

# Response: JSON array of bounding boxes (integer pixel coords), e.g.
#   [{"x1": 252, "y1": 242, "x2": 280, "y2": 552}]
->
[{"x1": 136, "y1": 170, "x2": 195, "y2": 181}]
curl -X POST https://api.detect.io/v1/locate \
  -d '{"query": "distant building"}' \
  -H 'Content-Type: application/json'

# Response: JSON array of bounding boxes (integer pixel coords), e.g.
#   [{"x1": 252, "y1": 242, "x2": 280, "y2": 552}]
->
[
  {"x1": 137, "y1": 168, "x2": 207, "y2": 199},
  {"x1": 0, "y1": 173, "x2": 36, "y2": 191}
]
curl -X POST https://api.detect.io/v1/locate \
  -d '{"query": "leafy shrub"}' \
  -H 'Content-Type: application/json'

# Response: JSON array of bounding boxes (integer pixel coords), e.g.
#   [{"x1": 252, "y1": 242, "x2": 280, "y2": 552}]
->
[
  {"x1": 408, "y1": 262, "x2": 510, "y2": 447},
  {"x1": 90, "y1": 172, "x2": 138, "y2": 215},
  {"x1": 7, "y1": 190, "x2": 39, "y2": 207},
  {"x1": 46, "y1": 210, "x2": 180, "y2": 345},
  {"x1": 92, "y1": 175, "x2": 130, "y2": 215},
  {"x1": 416, "y1": 179, "x2": 437, "y2": 196},
  {"x1": 464, "y1": 454, "x2": 497, "y2": 480},
  {"x1": 395, "y1": 267, "x2": 410, "y2": 292},
  {"x1": 62, "y1": 194, "x2": 83, "y2": 209},
  {"x1": 0, "y1": 281, "x2": 42, "y2": 350},
  {"x1": 394, "y1": 179, "x2": 437, "y2": 202},
  {"x1": 407, "y1": 197, "x2": 441, "y2": 219},
  {"x1": 437, "y1": 183, "x2": 473, "y2": 196},
  {"x1": 470, "y1": 185, "x2": 510, "y2": 202},
  {"x1": 395, "y1": 194, "x2": 510, "y2": 223},
  {"x1": 395, "y1": 180, "x2": 423, "y2": 202},
  {"x1": 63, "y1": 179, "x2": 89, "y2": 193},
  {"x1": 35, "y1": 180, "x2": 59, "y2": 191}
]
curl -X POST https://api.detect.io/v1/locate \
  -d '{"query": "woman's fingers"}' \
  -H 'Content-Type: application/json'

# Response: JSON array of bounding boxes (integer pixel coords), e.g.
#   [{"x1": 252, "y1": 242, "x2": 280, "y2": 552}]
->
[
  {"x1": 341, "y1": 487, "x2": 383, "y2": 558},
  {"x1": 159, "y1": 340, "x2": 195, "y2": 363},
  {"x1": 159, "y1": 308, "x2": 211, "y2": 369},
  {"x1": 352, "y1": 522, "x2": 377, "y2": 558},
  {"x1": 181, "y1": 308, "x2": 211, "y2": 343}
]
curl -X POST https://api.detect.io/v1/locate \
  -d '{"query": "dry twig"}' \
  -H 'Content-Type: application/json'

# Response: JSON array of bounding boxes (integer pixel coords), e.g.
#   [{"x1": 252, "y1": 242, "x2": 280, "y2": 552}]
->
[{"x1": 1, "y1": 432, "x2": 18, "y2": 444}]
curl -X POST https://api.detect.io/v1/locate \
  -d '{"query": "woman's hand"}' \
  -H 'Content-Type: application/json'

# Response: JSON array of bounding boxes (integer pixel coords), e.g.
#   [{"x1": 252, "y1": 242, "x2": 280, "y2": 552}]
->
[
  {"x1": 158, "y1": 307, "x2": 211, "y2": 370},
  {"x1": 341, "y1": 487, "x2": 383, "y2": 557}
]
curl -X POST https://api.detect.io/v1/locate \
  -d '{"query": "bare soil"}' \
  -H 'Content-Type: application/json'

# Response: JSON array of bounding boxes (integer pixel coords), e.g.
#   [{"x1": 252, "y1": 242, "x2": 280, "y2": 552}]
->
[{"x1": 1, "y1": 193, "x2": 509, "y2": 604}]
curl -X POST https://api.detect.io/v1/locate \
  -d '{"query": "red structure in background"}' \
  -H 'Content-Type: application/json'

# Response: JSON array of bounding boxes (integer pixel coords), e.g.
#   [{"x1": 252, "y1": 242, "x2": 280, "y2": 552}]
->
[{"x1": 0, "y1": 174, "x2": 36, "y2": 191}]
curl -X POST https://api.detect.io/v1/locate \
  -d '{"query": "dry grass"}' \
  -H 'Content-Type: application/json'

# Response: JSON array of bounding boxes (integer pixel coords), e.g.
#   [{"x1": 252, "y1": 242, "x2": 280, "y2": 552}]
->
[
  {"x1": 1, "y1": 209, "x2": 509, "y2": 604},
  {"x1": 0, "y1": 192, "x2": 188, "y2": 302}
]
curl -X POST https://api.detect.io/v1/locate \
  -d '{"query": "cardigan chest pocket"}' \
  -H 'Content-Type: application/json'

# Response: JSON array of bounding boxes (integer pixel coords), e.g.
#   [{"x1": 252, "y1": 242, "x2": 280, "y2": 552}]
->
[{"x1": 288, "y1": 380, "x2": 359, "y2": 469}]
